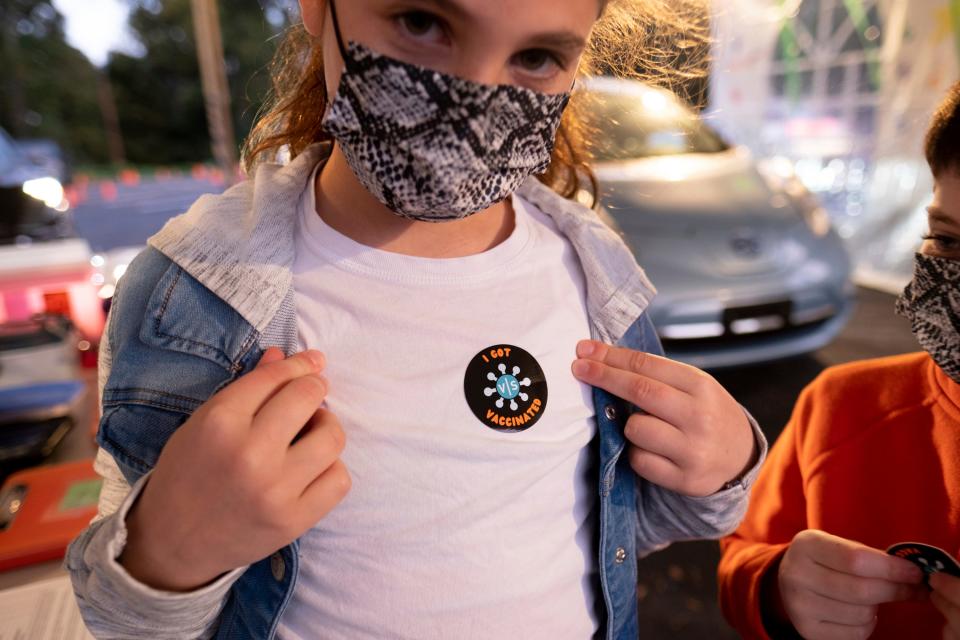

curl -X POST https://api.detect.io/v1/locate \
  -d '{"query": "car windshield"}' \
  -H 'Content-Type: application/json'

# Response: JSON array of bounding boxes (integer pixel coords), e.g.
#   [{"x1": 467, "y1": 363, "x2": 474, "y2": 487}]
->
[{"x1": 586, "y1": 90, "x2": 729, "y2": 162}]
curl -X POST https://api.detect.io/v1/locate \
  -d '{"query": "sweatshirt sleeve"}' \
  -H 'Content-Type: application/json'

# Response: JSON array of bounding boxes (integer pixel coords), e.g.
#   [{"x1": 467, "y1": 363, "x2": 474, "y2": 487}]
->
[
  {"x1": 717, "y1": 386, "x2": 814, "y2": 640},
  {"x1": 64, "y1": 315, "x2": 243, "y2": 639},
  {"x1": 636, "y1": 407, "x2": 768, "y2": 555}
]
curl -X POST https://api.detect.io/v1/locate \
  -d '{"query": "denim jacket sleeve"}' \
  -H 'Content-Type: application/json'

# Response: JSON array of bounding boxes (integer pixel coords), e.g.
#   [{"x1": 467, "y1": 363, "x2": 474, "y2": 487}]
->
[
  {"x1": 64, "y1": 248, "x2": 243, "y2": 639},
  {"x1": 629, "y1": 314, "x2": 769, "y2": 556},
  {"x1": 65, "y1": 468, "x2": 243, "y2": 639}
]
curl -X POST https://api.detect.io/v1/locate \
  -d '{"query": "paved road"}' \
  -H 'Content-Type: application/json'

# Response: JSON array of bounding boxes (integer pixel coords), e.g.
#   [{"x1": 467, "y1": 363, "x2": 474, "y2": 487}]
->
[
  {"x1": 70, "y1": 175, "x2": 226, "y2": 253},
  {"x1": 67, "y1": 177, "x2": 919, "y2": 638}
]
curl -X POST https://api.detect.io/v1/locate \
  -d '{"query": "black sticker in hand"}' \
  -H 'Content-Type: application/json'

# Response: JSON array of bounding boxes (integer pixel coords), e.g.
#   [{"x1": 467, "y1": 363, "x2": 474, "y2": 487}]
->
[
  {"x1": 464, "y1": 345, "x2": 548, "y2": 433},
  {"x1": 887, "y1": 542, "x2": 960, "y2": 585}
]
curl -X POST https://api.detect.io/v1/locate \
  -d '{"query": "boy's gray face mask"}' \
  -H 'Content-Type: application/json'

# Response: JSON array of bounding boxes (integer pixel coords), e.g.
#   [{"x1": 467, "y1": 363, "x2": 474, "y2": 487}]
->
[
  {"x1": 896, "y1": 253, "x2": 960, "y2": 383},
  {"x1": 320, "y1": 0, "x2": 571, "y2": 222}
]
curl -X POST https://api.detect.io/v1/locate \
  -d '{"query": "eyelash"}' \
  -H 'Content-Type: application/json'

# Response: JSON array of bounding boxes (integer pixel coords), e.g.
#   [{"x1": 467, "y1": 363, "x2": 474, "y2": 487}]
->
[
  {"x1": 514, "y1": 49, "x2": 567, "y2": 73},
  {"x1": 392, "y1": 11, "x2": 567, "y2": 76},
  {"x1": 394, "y1": 11, "x2": 448, "y2": 43},
  {"x1": 923, "y1": 234, "x2": 960, "y2": 251}
]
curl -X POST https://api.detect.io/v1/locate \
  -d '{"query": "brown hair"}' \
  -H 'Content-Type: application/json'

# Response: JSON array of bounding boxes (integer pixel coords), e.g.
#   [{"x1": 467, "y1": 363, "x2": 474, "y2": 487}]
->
[
  {"x1": 242, "y1": 0, "x2": 710, "y2": 205},
  {"x1": 926, "y1": 82, "x2": 960, "y2": 178}
]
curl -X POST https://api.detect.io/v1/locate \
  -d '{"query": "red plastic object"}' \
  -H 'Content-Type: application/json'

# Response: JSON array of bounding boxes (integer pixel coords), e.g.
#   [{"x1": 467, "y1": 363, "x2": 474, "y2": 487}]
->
[
  {"x1": 0, "y1": 459, "x2": 101, "y2": 572},
  {"x1": 78, "y1": 339, "x2": 99, "y2": 369}
]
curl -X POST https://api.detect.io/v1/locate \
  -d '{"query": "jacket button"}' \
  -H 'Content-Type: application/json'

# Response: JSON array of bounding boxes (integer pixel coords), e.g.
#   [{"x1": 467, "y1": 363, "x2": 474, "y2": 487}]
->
[
  {"x1": 604, "y1": 405, "x2": 617, "y2": 421},
  {"x1": 270, "y1": 552, "x2": 285, "y2": 581},
  {"x1": 614, "y1": 547, "x2": 627, "y2": 564}
]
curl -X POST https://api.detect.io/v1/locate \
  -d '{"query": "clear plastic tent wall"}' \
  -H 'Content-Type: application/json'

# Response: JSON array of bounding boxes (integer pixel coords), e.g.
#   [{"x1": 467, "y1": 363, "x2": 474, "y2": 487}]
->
[{"x1": 708, "y1": 0, "x2": 960, "y2": 292}]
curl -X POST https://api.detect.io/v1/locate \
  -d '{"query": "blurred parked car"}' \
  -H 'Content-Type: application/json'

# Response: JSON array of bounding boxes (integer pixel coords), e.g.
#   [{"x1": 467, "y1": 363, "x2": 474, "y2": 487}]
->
[
  {"x1": 0, "y1": 128, "x2": 71, "y2": 239},
  {"x1": 0, "y1": 315, "x2": 86, "y2": 470},
  {"x1": 16, "y1": 138, "x2": 72, "y2": 185},
  {"x1": 0, "y1": 128, "x2": 104, "y2": 342},
  {"x1": 585, "y1": 78, "x2": 854, "y2": 369}
]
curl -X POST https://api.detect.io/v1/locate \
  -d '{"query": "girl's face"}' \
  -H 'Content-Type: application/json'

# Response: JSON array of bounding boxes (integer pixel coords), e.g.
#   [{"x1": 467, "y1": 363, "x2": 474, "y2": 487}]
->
[
  {"x1": 923, "y1": 171, "x2": 960, "y2": 260},
  {"x1": 301, "y1": 0, "x2": 600, "y2": 96}
]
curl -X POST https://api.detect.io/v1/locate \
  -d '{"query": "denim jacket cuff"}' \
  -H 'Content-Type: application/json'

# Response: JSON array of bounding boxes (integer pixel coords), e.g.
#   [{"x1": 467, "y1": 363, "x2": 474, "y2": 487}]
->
[{"x1": 713, "y1": 406, "x2": 768, "y2": 495}]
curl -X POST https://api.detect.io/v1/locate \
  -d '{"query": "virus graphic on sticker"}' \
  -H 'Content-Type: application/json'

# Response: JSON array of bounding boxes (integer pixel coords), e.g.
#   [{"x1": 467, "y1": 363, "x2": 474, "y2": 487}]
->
[
  {"x1": 484, "y1": 364, "x2": 532, "y2": 411},
  {"x1": 464, "y1": 345, "x2": 548, "y2": 432}
]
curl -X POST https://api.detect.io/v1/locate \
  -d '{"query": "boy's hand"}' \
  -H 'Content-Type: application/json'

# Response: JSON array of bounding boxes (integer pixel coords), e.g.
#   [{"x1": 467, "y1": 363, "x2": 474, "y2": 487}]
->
[
  {"x1": 776, "y1": 530, "x2": 926, "y2": 639},
  {"x1": 571, "y1": 340, "x2": 755, "y2": 496},
  {"x1": 121, "y1": 348, "x2": 350, "y2": 592},
  {"x1": 931, "y1": 572, "x2": 960, "y2": 639}
]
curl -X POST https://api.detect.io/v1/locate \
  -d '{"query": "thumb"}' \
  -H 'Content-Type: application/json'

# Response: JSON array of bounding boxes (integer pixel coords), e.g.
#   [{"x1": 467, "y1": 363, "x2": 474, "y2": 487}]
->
[{"x1": 256, "y1": 347, "x2": 287, "y2": 367}]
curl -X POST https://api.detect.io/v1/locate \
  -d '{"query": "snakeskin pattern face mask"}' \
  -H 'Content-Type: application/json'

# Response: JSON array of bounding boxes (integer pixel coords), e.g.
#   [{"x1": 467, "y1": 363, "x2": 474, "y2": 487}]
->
[
  {"x1": 320, "y1": 0, "x2": 571, "y2": 221},
  {"x1": 896, "y1": 253, "x2": 960, "y2": 383}
]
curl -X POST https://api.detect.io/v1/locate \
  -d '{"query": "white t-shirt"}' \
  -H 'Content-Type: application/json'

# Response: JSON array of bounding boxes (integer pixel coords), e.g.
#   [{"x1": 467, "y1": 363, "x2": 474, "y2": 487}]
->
[{"x1": 277, "y1": 175, "x2": 598, "y2": 640}]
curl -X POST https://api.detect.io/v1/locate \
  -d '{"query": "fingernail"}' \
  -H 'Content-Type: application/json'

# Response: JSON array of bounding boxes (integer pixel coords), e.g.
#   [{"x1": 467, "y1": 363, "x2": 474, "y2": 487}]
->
[
  {"x1": 576, "y1": 340, "x2": 596, "y2": 357},
  {"x1": 306, "y1": 351, "x2": 325, "y2": 369},
  {"x1": 572, "y1": 360, "x2": 590, "y2": 377}
]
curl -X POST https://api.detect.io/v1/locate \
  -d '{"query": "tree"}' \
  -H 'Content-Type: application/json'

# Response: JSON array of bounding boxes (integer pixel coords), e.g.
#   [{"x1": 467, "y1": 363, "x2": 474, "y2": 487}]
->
[
  {"x1": 108, "y1": 0, "x2": 290, "y2": 165},
  {"x1": 0, "y1": 1, "x2": 108, "y2": 163}
]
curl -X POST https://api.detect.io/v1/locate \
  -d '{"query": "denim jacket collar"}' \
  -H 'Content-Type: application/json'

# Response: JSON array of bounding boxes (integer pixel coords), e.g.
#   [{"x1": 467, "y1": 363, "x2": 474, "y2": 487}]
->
[{"x1": 147, "y1": 143, "x2": 656, "y2": 345}]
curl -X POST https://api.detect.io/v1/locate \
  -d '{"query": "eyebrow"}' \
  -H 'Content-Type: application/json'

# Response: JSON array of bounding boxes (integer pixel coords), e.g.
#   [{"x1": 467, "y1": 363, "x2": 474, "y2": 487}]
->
[
  {"x1": 526, "y1": 32, "x2": 588, "y2": 53},
  {"x1": 400, "y1": 0, "x2": 588, "y2": 51},
  {"x1": 408, "y1": 0, "x2": 472, "y2": 20}
]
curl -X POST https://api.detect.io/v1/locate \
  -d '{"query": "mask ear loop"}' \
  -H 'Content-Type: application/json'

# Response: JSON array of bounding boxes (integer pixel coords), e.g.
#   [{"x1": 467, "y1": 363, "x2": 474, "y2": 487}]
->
[{"x1": 326, "y1": 0, "x2": 352, "y2": 69}]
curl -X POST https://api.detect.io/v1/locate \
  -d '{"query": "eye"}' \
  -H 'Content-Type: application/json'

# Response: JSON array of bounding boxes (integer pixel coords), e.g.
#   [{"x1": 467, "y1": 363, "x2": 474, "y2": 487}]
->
[
  {"x1": 396, "y1": 10, "x2": 445, "y2": 42},
  {"x1": 512, "y1": 49, "x2": 564, "y2": 77}
]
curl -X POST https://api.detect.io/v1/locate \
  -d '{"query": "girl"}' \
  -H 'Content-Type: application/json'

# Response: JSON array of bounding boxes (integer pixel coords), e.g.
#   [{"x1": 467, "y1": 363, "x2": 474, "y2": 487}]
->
[{"x1": 67, "y1": 1, "x2": 765, "y2": 638}]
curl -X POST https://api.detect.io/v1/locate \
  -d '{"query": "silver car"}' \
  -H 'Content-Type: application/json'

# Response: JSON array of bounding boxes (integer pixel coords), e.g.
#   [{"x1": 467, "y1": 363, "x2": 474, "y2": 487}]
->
[{"x1": 585, "y1": 78, "x2": 854, "y2": 369}]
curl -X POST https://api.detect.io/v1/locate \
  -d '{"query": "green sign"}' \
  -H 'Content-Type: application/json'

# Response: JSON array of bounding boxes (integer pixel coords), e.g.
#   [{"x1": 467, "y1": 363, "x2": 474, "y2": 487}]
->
[{"x1": 59, "y1": 479, "x2": 103, "y2": 512}]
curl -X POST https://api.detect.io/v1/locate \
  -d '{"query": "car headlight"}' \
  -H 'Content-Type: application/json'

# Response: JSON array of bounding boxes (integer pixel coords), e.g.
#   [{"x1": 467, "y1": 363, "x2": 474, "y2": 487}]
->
[
  {"x1": 758, "y1": 159, "x2": 832, "y2": 237},
  {"x1": 22, "y1": 176, "x2": 66, "y2": 209},
  {"x1": 784, "y1": 176, "x2": 832, "y2": 237}
]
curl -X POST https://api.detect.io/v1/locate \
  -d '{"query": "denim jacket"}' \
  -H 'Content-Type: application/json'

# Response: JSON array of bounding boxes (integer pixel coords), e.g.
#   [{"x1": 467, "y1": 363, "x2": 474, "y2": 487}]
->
[{"x1": 66, "y1": 144, "x2": 766, "y2": 640}]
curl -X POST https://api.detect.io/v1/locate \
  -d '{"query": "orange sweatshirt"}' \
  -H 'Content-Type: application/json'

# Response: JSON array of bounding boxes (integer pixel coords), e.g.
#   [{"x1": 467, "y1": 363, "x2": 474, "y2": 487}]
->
[{"x1": 718, "y1": 352, "x2": 960, "y2": 640}]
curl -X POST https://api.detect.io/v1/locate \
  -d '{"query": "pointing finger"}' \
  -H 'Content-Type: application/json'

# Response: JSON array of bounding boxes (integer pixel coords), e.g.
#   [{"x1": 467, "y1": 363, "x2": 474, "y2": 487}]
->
[
  {"x1": 571, "y1": 358, "x2": 690, "y2": 426},
  {"x1": 813, "y1": 534, "x2": 924, "y2": 583},
  {"x1": 256, "y1": 347, "x2": 287, "y2": 367},
  {"x1": 216, "y1": 350, "x2": 325, "y2": 417},
  {"x1": 576, "y1": 340, "x2": 704, "y2": 394}
]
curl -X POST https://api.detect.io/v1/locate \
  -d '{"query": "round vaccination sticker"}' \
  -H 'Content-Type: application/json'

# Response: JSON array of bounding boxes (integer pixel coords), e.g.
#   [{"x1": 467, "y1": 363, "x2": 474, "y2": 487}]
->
[{"x1": 463, "y1": 344, "x2": 548, "y2": 433}]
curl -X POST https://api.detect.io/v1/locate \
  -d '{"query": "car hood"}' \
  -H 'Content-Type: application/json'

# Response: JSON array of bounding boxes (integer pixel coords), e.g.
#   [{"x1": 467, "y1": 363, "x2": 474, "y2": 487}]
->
[
  {"x1": 595, "y1": 149, "x2": 819, "y2": 280},
  {"x1": 596, "y1": 148, "x2": 801, "y2": 231}
]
